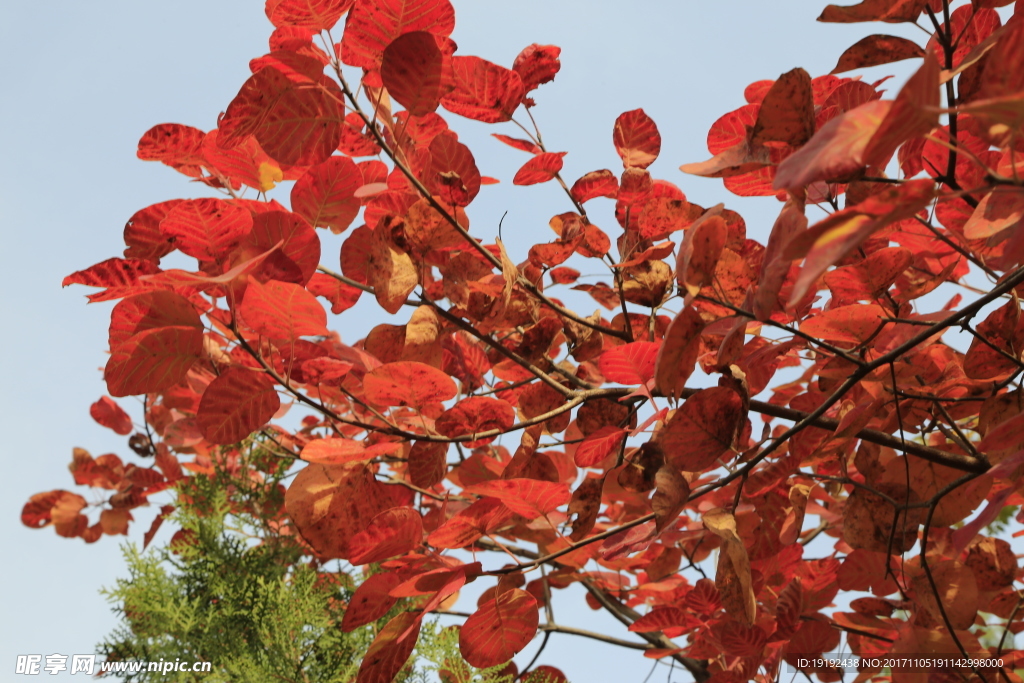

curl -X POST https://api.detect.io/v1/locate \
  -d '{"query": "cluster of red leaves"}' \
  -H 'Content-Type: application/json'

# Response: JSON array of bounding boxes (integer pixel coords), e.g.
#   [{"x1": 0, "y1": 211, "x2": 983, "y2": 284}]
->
[{"x1": 27, "y1": 0, "x2": 1024, "y2": 681}]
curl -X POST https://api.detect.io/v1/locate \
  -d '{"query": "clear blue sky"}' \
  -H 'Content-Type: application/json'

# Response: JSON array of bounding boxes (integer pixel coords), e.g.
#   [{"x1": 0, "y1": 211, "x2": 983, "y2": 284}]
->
[{"x1": 0, "y1": 2, "x2": 923, "y2": 680}]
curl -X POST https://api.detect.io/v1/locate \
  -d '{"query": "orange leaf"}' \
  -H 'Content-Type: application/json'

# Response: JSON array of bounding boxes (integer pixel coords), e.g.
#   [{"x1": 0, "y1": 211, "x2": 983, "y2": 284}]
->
[
  {"x1": 459, "y1": 588, "x2": 539, "y2": 668},
  {"x1": 427, "y1": 498, "x2": 515, "y2": 548},
  {"x1": 285, "y1": 463, "x2": 395, "y2": 559},
  {"x1": 362, "y1": 361, "x2": 457, "y2": 408},
  {"x1": 300, "y1": 438, "x2": 402, "y2": 464},
  {"x1": 196, "y1": 367, "x2": 280, "y2": 444}
]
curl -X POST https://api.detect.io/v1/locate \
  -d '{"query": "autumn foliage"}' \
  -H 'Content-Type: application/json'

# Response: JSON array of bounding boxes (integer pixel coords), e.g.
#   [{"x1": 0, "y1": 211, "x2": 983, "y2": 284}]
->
[{"x1": 25, "y1": 0, "x2": 1024, "y2": 680}]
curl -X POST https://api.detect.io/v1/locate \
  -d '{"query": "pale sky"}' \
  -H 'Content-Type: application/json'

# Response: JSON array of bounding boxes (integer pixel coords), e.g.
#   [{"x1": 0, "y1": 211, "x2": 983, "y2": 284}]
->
[{"x1": 0, "y1": 2, "x2": 925, "y2": 680}]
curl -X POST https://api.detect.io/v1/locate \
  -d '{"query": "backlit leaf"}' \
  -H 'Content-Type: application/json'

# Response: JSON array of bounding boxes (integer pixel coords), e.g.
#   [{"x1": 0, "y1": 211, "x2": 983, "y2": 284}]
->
[
  {"x1": 159, "y1": 198, "x2": 253, "y2": 261},
  {"x1": 569, "y1": 169, "x2": 618, "y2": 203},
  {"x1": 574, "y1": 426, "x2": 627, "y2": 468},
  {"x1": 265, "y1": 0, "x2": 354, "y2": 31},
  {"x1": 654, "y1": 307, "x2": 705, "y2": 401},
  {"x1": 104, "y1": 326, "x2": 204, "y2": 397},
  {"x1": 441, "y1": 56, "x2": 524, "y2": 123},
  {"x1": 598, "y1": 341, "x2": 660, "y2": 385},
  {"x1": 799, "y1": 304, "x2": 885, "y2": 344},
  {"x1": 89, "y1": 397, "x2": 133, "y2": 436},
  {"x1": 459, "y1": 588, "x2": 538, "y2": 668},
  {"x1": 512, "y1": 152, "x2": 566, "y2": 185},
  {"x1": 613, "y1": 109, "x2": 661, "y2": 169},
  {"x1": 513, "y1": 44, "x2": 560, "y2": 93},
  {"x1": 137, "y1": 123, "x2": 206, "y2": 177},
  {"x1": 196, "y1": 367, "x2": 280, "y2": 445},
  {"x1": 340, "y1": 0, "x2": 455, "y2": 71},
  {"x1": 818, "y1": 0, "x2": 929, "y2": 23},
  {"x1": 465, "y1": 478, "x2": 570, "y2": 519},
  {"x1": 341, "y1": 572, "x2": 402, "y2": 632},
  {"x1": 239, "y1": 278, "x2": 329, "y2": 340},
  {"x1": 291, "y1": 156, "x2": 362, "y2": 232},
  {"x1": 434, "y1": 397, "x2": 515, "y2": 447},
  {"x1": 285, "y1": 462, "x2": 394, "y2": 559},
  {"x1": 348, "y1": 507, "x2": 423, "y2": 565},
  {"x1": 363, "y1": 361, "x2": 457, "y2": 407},
  {"x1": 750, "y1": 68, "x2": 814, "y2": 147}
]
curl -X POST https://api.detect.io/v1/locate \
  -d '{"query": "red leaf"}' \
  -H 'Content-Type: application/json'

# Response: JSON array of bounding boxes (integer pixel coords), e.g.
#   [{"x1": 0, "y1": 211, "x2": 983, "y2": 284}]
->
[
  {"x1": 357, "y1": 611, "x2": 421, "y2": 683},
  {"x1": 196, "y1": 367, "x2": 280, "y2": 444},
  {"x1": 426, "y1": 497, "x2": 515, "y2": 548},
  {"x1": 108, "y1": 290, "x2": 203, "y2": 350},
  {"x1": 818, "y1": 0, "x2": 929, "y2": 23},
  {"x1": 434, "y1": 397, "x2": 515, "y2": 447},
  {"x1": 459, "y1": 588, "x2": 539, "y2": 668},
  {"x1": 598, "y1": 341, "x2": 661, "y2": 385},
  {"x1": 363, "y1": 361, "x2": 458, "y2": 408},
  {"x1": 570, "y1": 169, "x2": 619, "y2": 203},
  {"x1": 265, "y1": 0, "x2": 354, "y2": 31},
  {"x1": 831, "y1": 34, "x2": 926, "y2": 73},
  {"x1": 751, "y1": 68, "x2": 815, "y2": 148},
  {"x1": 239, "y1": 279, "x2": 329, "y2": 340},
  {"x1": 657, "y1": 388, "x2": 744, "y2": 472},
  {"x1": 201, "y1": 130, "x2": 281, "y2": 192},
  {"x1": 218, "y1": 65, "x2": 345, "y2": 166},
  {"x1": 240, "y1": 210, "x2": 320, "y2": 286},
  {"x1": 492, "y1": 133, "x2": 541, "y2": 154},
  {"x1": 799, "y1": 304, "x2": 885, "y2": 343},
  {"x1": 512, "y1": 152, "x2": 566, "y2": 185},
  {"x1": 137, "y1": 123, "x2": 206, "y2": 177},
  {"x1": 381, "y1": 31, "x2": 449, "y2": 117},
  {"x1": 306, "y1": 272, "x2": 362, "y2": 313},
  {"x1": 441, "y1": 56, "x2": 524, "y2": 123},
  {"x1": 340, "y1": 0, "x2": 455, "y2": 71},
  {"x1": 654, "y1": 307, "x2": 705, "y2": 401},
  {"x1": 341, "y1": 572, "x2": 402, "y2": 632},
  {"x1": 291, "y1": 156, "x2": 362, "y2": 233},
  {"x1": 123, "y1": 201, "x2": 181, "y2": 263},
  {"x1": 90, "y1": 397, "x2": 133, "y2": 436},
  {"x1": 159, "y1": 198, "x2": 253, "y2": 261},
  {"x1": 613, "y1": 109, "x2": 661, "y2": 169},
  {"x1": 427, "y1": 130, "x2": 481, "y2": 206},
  {"x1": 628, "y1": 606, "x2": 702, "y2": 633},
  {"x1": 348, "y1": 507, "x2": 423, "y2": 564},
  {"x1": 62, "y1": 258, "x2": 161, "y2": 302},
  {"x1": 408, "y1": 441, "x2": 448, "y2": 488},
  {"x1": 465, "y1": 479, "x2": 570, "y2": 519},
  {"x1": 513, "y1": 44, "x2": 561, "y2": 93},
  {"x1": 574, "y1": 426, "x2": 627, "y2": 467},
  {"x1": 104, "y1": 326, "x2": 204, "y2": 397}
]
